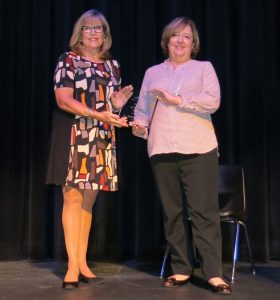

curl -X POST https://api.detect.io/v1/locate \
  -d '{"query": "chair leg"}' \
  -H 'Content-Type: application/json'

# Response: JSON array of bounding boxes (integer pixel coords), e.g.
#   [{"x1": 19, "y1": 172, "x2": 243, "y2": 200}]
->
[
  {"x1": 239, "y1": 221, "x2": 256, "y2": 275},
  {"x1": 160, "y1": 245, "x2": 170, "y2": 278},
  {"x1": 231, "y1": 221, "x2": 240, "y2": 283}
]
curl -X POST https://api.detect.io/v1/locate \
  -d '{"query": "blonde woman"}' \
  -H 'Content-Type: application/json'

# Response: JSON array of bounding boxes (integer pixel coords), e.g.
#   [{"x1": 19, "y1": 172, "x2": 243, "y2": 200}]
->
[{"x1": 46, "y1": 9, "x2": 133, "y2": 289}]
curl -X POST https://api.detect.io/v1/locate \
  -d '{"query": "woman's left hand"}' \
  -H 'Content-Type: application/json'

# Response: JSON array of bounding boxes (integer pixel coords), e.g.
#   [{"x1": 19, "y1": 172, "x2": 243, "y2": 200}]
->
[
  {"x1": 111, "y1": 85, "x2": 134, "y2": 109},
  {"x1": 111, "y1": 116, "x2": 129, "y2": 128},
  {"x1": 151, "y1": 88, "x2": 182, "y2": 106}
]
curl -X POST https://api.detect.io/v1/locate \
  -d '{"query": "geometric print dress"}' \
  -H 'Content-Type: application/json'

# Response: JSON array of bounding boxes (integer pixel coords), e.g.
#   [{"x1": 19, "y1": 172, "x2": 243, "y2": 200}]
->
[{"x1": 53, "y1": 51, "x2": 121, "y2": 191}]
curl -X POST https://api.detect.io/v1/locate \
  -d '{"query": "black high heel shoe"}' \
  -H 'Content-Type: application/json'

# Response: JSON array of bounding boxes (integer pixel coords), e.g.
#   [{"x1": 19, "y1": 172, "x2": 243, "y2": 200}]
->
[
  {"x1": 62, "y1": 281, "x2": 79, "y2": 289},
  {"x1": 79, "y1": 273, "x2": 96, "y2": 283},
  {"x1": 79, "y1": 273, "x2": 99, "y2": 283}
]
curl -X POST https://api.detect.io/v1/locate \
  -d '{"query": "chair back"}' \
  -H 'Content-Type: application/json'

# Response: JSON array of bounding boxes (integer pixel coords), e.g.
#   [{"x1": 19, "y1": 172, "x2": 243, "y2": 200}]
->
[{"x1": 218, "y1": 165, "x2": 247, "y2": 220}]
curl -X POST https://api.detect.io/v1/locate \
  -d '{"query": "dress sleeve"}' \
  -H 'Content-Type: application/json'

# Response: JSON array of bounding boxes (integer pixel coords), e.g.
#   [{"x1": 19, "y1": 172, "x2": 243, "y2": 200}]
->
[
  {"x1": 108, "y1": 59, "x2": 121, "y2": 89},
  {"x1": 53, "y1": 52, "x2": 75, "y2": 90}
]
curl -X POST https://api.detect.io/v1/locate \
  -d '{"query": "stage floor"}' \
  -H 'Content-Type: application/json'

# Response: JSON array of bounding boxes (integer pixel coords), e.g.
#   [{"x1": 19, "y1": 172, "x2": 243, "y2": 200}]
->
[{"x1": 0, "y1": 260, "x2": 279, "y2": 299}]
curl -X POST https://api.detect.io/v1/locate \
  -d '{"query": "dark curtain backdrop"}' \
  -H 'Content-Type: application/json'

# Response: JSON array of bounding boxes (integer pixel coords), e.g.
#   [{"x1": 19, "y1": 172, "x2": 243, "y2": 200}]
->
[{"x1": 0, "y1": 0, "x2": 279, "y2": 263}]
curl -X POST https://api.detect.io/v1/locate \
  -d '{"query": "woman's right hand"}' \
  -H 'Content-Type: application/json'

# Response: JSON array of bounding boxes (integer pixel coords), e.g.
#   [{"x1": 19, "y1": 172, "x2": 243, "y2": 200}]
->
[{"x1": 97, "y1": 111, "x2": 128, "y2": 127}]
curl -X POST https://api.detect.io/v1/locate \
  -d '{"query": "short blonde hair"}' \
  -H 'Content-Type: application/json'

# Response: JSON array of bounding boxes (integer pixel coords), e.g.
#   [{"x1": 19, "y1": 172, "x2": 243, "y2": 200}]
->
[
  {"x1": 161, "y1": 17, "x2": 200, "y2": 58},
  {"x1": 69, "y1": 9, "x2": 112, "y2": 60}
]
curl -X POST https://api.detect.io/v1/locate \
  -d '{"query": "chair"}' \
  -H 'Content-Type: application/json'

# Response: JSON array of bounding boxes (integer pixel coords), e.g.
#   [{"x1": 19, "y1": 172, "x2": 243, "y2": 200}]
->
[
  {"x1": 218, "y1": 165, "x2": 256, "y2": 282},
  {"x1": 159, "y1": 164, "x2": 256, "y2": 283}
]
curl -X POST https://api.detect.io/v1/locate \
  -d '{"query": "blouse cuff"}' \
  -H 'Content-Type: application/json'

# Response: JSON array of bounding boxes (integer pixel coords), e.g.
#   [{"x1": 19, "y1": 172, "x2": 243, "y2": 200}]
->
[{"x1": 177, "y1": 96, "x2": 197, "y2": 111}]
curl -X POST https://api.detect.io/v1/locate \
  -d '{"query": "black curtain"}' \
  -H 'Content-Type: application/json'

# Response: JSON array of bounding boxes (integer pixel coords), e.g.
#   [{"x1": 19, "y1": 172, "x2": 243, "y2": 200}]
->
[{"x1": 1, "y1": 0, "x2": 279, "y2": 262}]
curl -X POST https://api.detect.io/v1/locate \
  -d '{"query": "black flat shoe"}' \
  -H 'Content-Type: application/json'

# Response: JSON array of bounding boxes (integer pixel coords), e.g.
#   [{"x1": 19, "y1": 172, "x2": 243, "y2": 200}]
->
[
  {"x1": 208, "y1": 282, "x2": 232, "y2": 295},
  {"x1": 79, "y1": 273, "x2": 104, "y2": 284},
  {"x1": 162, "y1": 276, "x2": 191, "y2": 287},
  {"x1": 62, "y1": 281, "x2": 79, "y2": 289}
]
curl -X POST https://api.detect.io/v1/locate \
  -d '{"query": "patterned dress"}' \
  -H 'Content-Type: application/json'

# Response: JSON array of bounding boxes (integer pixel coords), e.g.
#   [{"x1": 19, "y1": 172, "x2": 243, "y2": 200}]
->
[{"x1": 53, "y1": 51, "x2": 120, "y2": 191}]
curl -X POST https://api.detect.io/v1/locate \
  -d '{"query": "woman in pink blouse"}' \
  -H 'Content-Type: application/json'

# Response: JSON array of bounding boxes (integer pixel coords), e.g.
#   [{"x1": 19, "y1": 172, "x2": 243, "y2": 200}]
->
[{"x1": 132, "y1": 17, "x2": 231, "y2": 295}]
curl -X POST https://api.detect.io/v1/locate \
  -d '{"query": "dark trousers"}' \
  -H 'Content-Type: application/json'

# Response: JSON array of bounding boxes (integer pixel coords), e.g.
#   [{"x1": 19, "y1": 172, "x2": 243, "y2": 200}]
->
[{"x1": 150, "y1": 149, "x2": 222, "y2": 280}]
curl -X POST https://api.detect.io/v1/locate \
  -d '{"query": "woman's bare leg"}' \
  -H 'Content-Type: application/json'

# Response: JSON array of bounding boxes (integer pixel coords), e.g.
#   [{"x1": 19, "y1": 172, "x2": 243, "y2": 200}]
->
[
  {"x1": 62, "y1": 186, "x2": 83, "y2": 282},
  {"x1": 78, "y1": 190, "x2": 99, "y2": 277}
]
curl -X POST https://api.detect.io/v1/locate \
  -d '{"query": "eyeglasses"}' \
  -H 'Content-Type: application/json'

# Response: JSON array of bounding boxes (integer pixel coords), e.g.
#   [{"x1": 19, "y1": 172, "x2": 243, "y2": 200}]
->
[{"x1": 81, "y1": 25, "x2": 104, "y2": 33}]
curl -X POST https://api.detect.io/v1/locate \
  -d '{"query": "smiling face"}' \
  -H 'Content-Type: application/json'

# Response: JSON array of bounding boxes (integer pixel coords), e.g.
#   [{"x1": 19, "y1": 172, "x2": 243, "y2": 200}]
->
[
  {"x1": 167, "y1": 25, "x2": 194, "y2": 63},
  {"x1": 80, "y1": 17, "x2": 105, "y2": 53},
  {"x1": 69, "y1": 9, "x2": 112, "y2": 60}
]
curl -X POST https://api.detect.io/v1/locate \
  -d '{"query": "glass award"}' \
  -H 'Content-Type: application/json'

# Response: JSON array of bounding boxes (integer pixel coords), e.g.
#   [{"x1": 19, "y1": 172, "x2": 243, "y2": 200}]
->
[{"x1": 119, "y1": 95, "x2": 138, "y2": 122}]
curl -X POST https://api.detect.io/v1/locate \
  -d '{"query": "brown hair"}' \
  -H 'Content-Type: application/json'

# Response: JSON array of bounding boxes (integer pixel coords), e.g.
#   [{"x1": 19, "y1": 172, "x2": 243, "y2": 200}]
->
[
  {"x1": 69, "y1": 9, "x2": 112, "y2": 60},
  {"x1": 161, "y1": 17, "x2": 200, "y2": 58}
]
